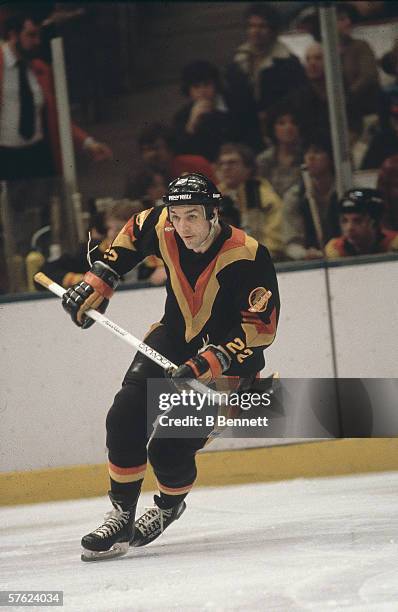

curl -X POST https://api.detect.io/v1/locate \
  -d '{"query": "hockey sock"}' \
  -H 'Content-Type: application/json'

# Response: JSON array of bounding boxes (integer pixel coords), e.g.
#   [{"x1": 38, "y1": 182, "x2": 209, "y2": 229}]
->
[
  {"x1": 157, "y1": 491, "x2": 188, "y2": 509},
  {"x1": 108, "y1": 460, "x2": 147, "y2": 504},
  {"x1": 156, "y1": 480, "x2": 194, "y2": 508},
  {"x1": 110, "y1": 478, "x2": 142, "y2": 504}
]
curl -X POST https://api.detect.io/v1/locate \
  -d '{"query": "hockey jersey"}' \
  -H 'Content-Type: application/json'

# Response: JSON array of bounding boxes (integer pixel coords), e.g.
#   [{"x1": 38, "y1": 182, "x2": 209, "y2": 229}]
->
[
  {"x1": 325, "y1": 229, "x2": 398, "y2": 258},
  {"x1": 102, "y1": 206, "x2": 280, "y2": 376}
]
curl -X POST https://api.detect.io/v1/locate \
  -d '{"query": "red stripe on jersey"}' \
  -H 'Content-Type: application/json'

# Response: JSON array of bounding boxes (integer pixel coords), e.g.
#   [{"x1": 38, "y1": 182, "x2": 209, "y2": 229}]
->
[
  {"x1": 164, "y1": 226, "x2": 248, "y2": 318},
  {"x1": 122, "y1": 216, "x2": 136, "y2": 242},
  {"x1": 241, "y1": 307, "x2": 277, "y2": 334}
]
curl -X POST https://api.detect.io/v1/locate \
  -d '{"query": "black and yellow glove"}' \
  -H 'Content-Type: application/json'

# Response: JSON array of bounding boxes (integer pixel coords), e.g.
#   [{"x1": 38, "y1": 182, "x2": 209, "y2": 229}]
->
[
  {"x1": 172, "y1": 344, "x2": 231, "y2": 384},
  {"x1": 62, "y1": 261, "x2": 119, "y2": 329}
]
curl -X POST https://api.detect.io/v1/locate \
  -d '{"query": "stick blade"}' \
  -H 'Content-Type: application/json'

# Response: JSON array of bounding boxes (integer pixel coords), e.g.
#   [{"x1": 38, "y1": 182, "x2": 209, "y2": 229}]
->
[{"x1": 34, "y1": 272, "x2": 54, "y2": 290}]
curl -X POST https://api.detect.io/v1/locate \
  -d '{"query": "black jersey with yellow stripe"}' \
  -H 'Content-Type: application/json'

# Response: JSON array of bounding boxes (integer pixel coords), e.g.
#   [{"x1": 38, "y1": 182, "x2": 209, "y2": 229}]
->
[{"x1": 103, "y1": 206, "x2": 280, "y2": 376}]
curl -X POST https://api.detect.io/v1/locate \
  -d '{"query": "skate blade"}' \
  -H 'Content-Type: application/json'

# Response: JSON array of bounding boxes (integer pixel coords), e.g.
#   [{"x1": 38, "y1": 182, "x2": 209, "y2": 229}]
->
[{"x1": 81, "y1": 541, "x2": 129, "y2": 562}]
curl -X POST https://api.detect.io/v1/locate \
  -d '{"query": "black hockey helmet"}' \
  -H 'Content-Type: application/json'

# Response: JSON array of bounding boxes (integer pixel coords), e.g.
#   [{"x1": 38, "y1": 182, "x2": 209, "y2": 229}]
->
[
  {"x1": 338, "y1": 188, "x2": 384, "y2": 222},
  {"x1": 163, "y1": 173, "x2": 222, "y2": 220}
]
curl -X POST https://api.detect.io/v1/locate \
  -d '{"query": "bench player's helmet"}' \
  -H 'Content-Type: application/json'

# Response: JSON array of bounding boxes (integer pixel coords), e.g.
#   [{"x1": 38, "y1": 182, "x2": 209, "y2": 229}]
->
[
  {"x1": 163, "y1": 173, "x2": 222, "y2": 220},
  {"x1": 338, "y1": 188, "x2": 384, "y2": 223}
]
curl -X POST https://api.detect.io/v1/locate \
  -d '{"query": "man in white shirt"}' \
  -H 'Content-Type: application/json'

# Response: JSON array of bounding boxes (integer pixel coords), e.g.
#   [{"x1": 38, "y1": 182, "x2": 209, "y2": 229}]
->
[{"x1": 0, "y1": 12, "x2": 112, "y2": 286}]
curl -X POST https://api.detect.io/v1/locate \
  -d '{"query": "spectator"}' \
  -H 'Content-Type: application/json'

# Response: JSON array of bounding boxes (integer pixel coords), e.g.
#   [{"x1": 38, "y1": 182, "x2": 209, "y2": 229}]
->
[
  {"x1": 1, "y1": 11, "x2": 113, "y2": 166},
  {"x1": 218, "y1": 195, "x2": 241, "y2": 228},
  {"x1": 38, "y1": 200, "x2": 140, "y2": 289},
  {"x1": 137, "y1": 122, "x2": 216, "y2": 183},
  {"x1": 346, "y1": 1, "x2": 398, "y2": 22},
  {"x1": 293, "y1": 5, "x2": 321, "y2": 40},
  {"x1": 291, "y1": 41, "x2": 330, "y2": 136},
  {"x1": 347, "y1": 109, "x2": 379, "y2": 170},
  {"x1": 380, "y1": 39, "x2": 398, "y2": 83},
  {"x1": 0, "y1": 11, "x2": 112, "y2": 257},
  {"x1": 361, "y1": 94, "x2": 398, "y2": 169},
  {"x1": 283, "y1": 133, "x2": 340, "y2": 260},
  {"x1": 103, "y1": 200, "x2": 141, "y2": 247},
  {"x1": 336, "y1": 3, "x2": 381, "y2": 117},
  {"x1": 379, "y1": 39, "x2": 398, "y2": 130},
  {"x1": 216, "y1": 142, "x2": 283, "y2": 259},
  {"x1": 172, "y1": 60, "x2": 236, "y2": 162},
  {"x1": 325, "y1": 188, "x2": 398, "y2": 257},
  {"x1": 123, "y1": 168, "x2": 168, "y2": 285},
  {"x1": 107, "y1": 198, "x2": 166, "y2": 287},
  {"x1": 125, "y1": 167, "x2": 167, "y2": 209},
  {"x1": 377, "y1": 154, "x2": 398, "y2": 230},
  {"x1": 293, "y1": 39, "x2": 368, "y2": 144},
  {"x1": 256, "y1": 104, "x2": 302, "y2": 199},
  {"x1": 225, "y1": 3, "x2": 306, "y2": 150}
]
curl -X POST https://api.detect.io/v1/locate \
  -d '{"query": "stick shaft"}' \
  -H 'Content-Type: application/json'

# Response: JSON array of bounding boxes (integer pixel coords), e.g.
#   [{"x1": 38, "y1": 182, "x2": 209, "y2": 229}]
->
[
  {"x1": 301, "y1": 164, "x2": 324, "y2": 250},
  {"x1": 34, "y1": 272, "x2": 178, "y2": 371},
  {"x1": 34, "y1": 273, "x2": 226, "y2": 400}
]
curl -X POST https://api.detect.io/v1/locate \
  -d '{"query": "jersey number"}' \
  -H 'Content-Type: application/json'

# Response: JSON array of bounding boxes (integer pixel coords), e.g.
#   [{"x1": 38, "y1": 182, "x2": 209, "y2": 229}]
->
[
  {"x1": 104, "y1": 248, "x2": 118, "y2": 262},
  {"x1": 226, "y1": 337, "x2": 253, "y2": 363}
]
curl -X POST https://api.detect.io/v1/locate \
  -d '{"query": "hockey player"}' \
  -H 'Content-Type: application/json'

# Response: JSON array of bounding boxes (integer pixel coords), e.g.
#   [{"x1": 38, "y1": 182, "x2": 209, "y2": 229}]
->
[
  {"x1": 325, "y1": 188, "x2": 398, "y2": 257},
  {"x1": 62, "y1": 173, "x2": 280, "y2": 561}
]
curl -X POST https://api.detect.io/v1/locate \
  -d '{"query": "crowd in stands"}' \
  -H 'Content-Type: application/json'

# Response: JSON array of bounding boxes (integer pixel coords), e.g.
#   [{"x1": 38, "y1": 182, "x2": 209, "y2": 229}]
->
[{"x1": 1, "y1": 2, "x2": 398, "y2": 294}]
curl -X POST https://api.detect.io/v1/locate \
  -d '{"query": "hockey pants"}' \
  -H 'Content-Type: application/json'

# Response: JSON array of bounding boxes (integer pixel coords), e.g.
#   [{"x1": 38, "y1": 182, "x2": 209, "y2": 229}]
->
[{"x1": 106, "y1": 324, "x2": 213, "y2": 505}]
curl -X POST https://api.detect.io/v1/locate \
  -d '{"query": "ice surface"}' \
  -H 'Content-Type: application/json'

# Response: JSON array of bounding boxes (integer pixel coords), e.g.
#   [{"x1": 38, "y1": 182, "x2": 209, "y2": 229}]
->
[{"x1": 1, "y1": 472, "x2": 397, "y2": 611}]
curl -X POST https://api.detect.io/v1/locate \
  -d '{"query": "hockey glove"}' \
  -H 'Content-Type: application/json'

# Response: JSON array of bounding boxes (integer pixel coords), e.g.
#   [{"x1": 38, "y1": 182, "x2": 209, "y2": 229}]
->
[
  {"x1": 172, "y1": 344, "x2": 231, "y2": 384},
  {"x1": 62, "y1": 261, "x2": 119, "y2": 329}
]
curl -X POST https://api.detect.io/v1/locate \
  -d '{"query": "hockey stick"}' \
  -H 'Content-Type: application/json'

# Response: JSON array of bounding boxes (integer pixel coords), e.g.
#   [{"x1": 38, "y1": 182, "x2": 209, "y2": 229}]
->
[
  {"x1": 34, "y1": 272, "x2": 226, "y2": 402},
  {"x1": 301, "y1": 163, "x2": 324, "y2": 250}
]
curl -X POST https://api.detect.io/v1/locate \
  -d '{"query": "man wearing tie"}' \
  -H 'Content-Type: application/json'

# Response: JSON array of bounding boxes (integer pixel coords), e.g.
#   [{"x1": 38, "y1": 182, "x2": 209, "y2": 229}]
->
[{"x1": 0, "y1": 12, "x2": 112, "y2": 268}]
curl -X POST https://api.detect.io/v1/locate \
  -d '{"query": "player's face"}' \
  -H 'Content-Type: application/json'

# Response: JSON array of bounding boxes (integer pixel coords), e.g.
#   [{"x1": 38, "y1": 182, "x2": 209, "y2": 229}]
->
[
  {"x1": 340, "y1": 212, "x2": 375, "y2": 250},
  {"x1": 169, "y1": 205, "x2": 211, "y2": 251},
  {"x1": 274, "y1": 114, "x2": 299, "y2": 145}
]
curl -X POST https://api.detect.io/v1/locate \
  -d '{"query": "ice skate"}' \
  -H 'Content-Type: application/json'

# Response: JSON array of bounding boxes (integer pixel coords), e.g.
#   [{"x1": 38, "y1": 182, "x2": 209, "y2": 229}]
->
[
  {"x1": 131, "y1": 495, "x2": 186, "y2": 547},
  {"x1": 81, "y1": 492, "x2": 136, "y2": 562}
]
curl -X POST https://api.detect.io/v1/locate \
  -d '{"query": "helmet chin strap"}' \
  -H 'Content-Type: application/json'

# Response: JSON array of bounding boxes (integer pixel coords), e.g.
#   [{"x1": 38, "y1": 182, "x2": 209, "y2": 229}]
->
[{"x1": 195, "y1": 207, "x2": 219, "y2": 250}]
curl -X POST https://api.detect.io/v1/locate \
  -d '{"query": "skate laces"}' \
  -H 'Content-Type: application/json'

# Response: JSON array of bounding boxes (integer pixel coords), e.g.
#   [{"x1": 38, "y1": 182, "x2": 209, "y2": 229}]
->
[
  {"x1": 136, "y1": 505, "x2": 173, "y2": 536},
  {"x1": 92, "y1": 504, "x2": 130, "y2": 539}
]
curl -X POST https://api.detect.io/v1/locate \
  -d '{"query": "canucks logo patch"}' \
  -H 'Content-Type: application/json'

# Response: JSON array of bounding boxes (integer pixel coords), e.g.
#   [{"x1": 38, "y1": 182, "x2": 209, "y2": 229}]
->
[
  {"x1": 248, "y1": 287, "x2": 272, "y2": 313},
  {"x1": 135, "y1": 209, "x2": 152, "y2": 230}
]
